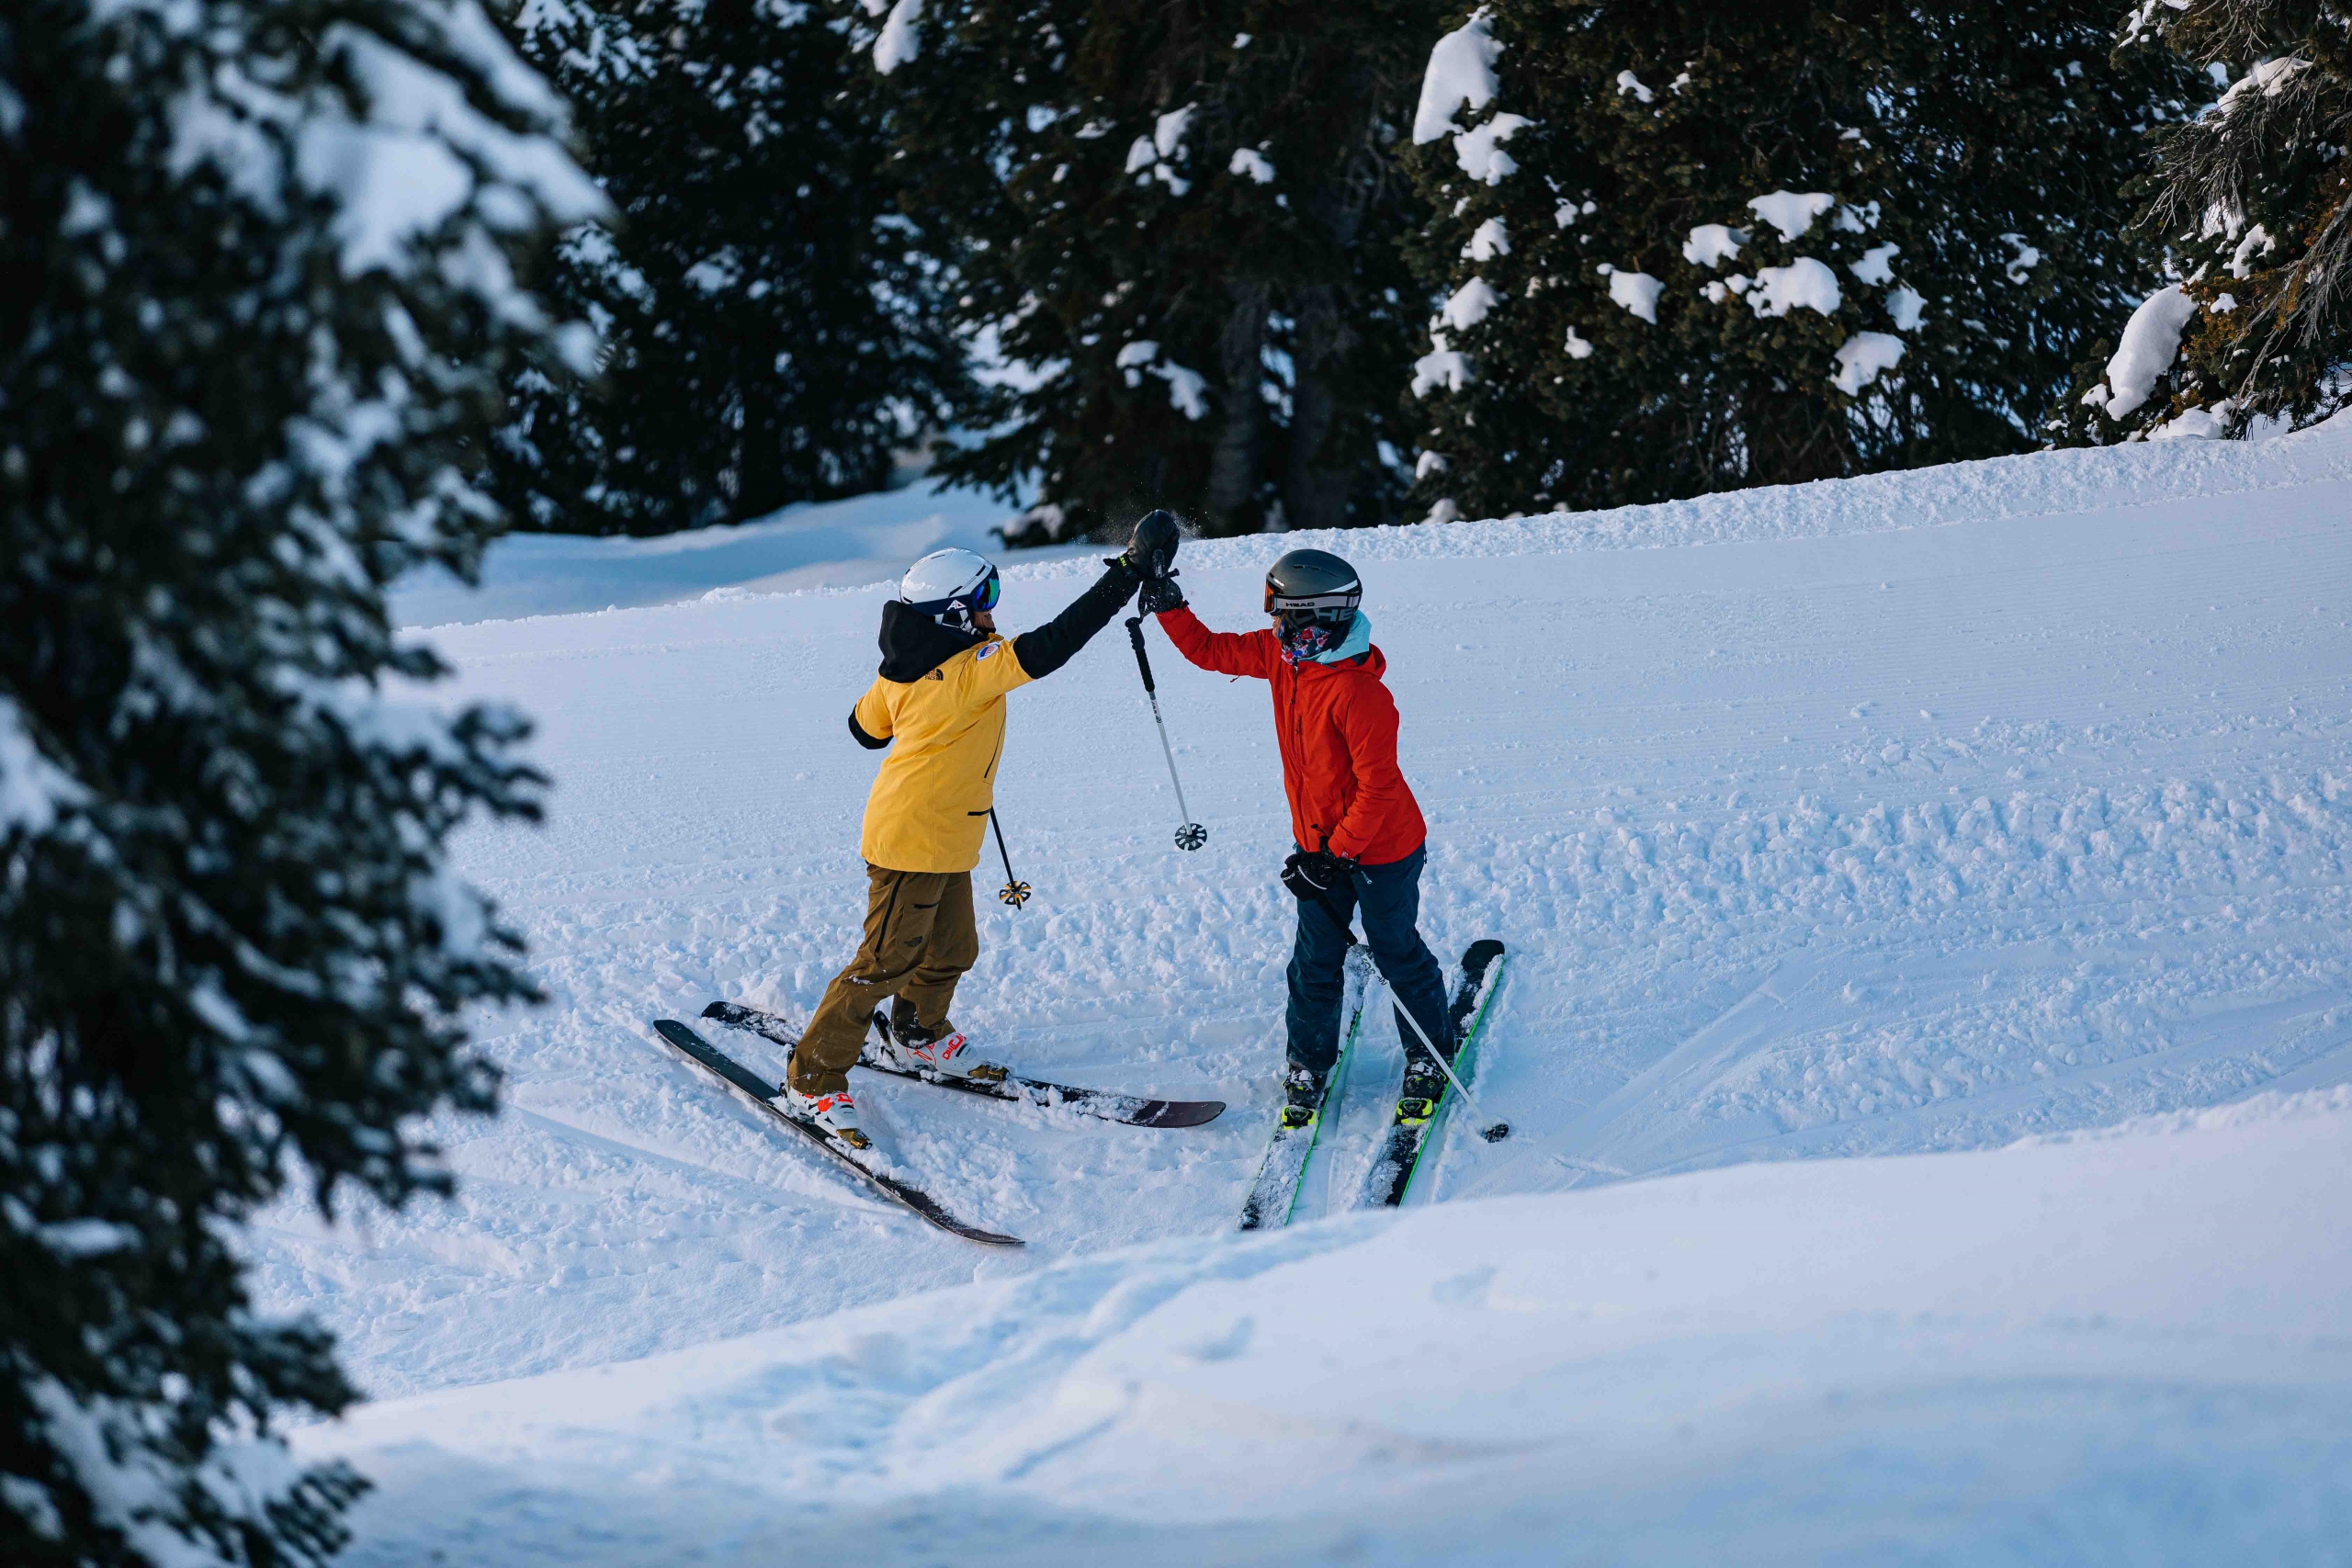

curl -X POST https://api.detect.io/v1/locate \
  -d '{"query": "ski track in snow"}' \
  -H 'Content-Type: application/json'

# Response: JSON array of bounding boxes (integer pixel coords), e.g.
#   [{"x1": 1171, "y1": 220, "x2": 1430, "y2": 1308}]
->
[{"x1": 248, "y1": 419, "x2": 2352, "y2": 1450}]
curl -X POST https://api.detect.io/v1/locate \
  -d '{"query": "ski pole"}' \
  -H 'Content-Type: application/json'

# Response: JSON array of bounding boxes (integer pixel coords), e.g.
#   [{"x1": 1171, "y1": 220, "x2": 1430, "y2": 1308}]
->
[
  {"x1": 1378, "y1": 972, "x2": 1511, "y2": 1145},
  {"x1": 988, "y1": 808, "x2": 1033, "y2": 908},
  {"x1": 1125, "y1": 615, "x2": 1207, "y2": 851},
  {"x1": 1310, "y1": 883, "x2": 1508, "y2": 1144}
]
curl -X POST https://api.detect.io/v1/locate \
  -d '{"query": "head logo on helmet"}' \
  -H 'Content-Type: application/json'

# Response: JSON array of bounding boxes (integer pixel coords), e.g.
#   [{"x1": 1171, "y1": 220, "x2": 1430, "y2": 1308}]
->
[
  {"x1": 1264, "y1": 548, "x2": 1361, "y2": 663},
  {"x1": 899, "y1": 547, "x2": 1001, "y2": 635}
]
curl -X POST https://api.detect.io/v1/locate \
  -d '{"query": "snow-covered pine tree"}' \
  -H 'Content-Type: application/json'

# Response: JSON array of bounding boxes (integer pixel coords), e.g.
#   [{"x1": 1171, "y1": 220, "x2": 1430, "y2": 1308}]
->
[
  {"x1": 854, "y1": 0, "x2": 1439, "y2": 540},
  {"x1": 1402, "y1": 3, "x2": 2199, "y2": 519},
  {"x1": 494, "y1": 0, "x2": 967, "y2": 535},
  {"x1": 2067, "y1": 1, "x2": 2352, "y2": 440},
  {"x1": 0, "y1": 3, "x2": 595, "y2": 1562}
]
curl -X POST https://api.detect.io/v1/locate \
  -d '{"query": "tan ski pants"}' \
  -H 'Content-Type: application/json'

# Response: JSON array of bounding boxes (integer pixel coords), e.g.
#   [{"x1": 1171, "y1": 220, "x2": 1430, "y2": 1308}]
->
[{"x1": 792, "y1": 865, "x2": 978, "y2": 1094}]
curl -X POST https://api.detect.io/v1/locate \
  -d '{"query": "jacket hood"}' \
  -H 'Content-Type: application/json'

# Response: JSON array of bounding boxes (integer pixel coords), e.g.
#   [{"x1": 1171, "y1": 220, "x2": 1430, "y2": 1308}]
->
[
  {"x1": 1315, "y1": 610, "x2": 1374, "y2": 664},
  {"x1": 877, "y1": 599, "x2": 983, "y2": 682}
]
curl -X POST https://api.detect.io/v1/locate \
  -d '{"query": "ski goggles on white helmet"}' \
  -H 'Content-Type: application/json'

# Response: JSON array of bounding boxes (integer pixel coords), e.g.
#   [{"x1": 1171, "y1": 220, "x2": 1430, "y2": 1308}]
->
[{"x1": 899, "y1": 547, "x2": 1001, "y2": 630}]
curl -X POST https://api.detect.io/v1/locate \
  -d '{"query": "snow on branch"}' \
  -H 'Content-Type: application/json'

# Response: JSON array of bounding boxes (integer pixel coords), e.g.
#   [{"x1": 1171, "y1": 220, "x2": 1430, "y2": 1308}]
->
[
  {"x1": 1115, "y1": 341, "x2": 1208, "y2": 418},
  {"x1": 874, "y1": 0, "x2": 922, "y2": 73},
  {"x1": 2094, "y1": 285, "x2": 2196, "y2": 421},
  {"x1": 1453, "y1": 114, "x2": 1529, "y2": 185},
  {"x1": 1599, "y1": 265, "x2": 1663, "y2": 322},
  {"x1": 1831, "y1": 332, "x2": 1905, "y2": 394},
  {"x1": 1414, "y1": 10, "x2": 1502, "y2": 143},
  {"x1": 1747, "y1": 190, "x2": 1836, "y2": 242},
  {"x1": 1412, "y1": 337, "x2": 1473, "y2": 396},
  {"x1": 1683, "y1": 224, "x2": 1745, "y2": 268},
  {"x1": 1747, "y1": 258, "x2": 1842, "y2": 318},
  {"x1": 1414, "y1": 10, "x2": 1527, "y2": 184}
]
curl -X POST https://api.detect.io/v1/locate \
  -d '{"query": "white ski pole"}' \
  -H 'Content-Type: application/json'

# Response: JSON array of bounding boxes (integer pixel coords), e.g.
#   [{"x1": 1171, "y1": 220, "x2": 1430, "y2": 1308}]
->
[
  {"x1": 1125, "y1": 615, "x2": 1206, "y2": 851},
  {"x1": 1381, "y1": 974, "x2": 1510, "y2": 1142}
]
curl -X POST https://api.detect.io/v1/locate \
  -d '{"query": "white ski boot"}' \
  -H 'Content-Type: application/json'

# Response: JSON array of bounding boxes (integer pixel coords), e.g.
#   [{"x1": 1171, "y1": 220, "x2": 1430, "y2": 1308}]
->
[
  {"x1": 872, "y1": 1013, "x2": 1009, "y2": 1084},
  {"x1": 777, "y1": 1083, "x2": 872, "y2": 1153}
]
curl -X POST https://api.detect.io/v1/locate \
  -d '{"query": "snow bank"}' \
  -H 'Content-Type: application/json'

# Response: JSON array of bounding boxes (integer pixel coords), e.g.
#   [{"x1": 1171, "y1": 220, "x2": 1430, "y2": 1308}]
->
[{"x1": 312, "y1": 1091, "x2": 2352, "y2": 1565}]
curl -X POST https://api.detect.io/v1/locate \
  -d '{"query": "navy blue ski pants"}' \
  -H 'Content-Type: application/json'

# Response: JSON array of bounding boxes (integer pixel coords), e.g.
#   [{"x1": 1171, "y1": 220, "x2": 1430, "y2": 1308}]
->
[{"x1": 1285, "y1": 843, "x2": 1451, "y2": 1076}]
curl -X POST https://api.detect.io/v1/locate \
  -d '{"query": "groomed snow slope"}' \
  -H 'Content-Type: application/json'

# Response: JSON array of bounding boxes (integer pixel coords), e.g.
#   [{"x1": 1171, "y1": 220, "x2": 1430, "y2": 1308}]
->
[
  {"x1": 388, "y1": 475, "x2": 1093, "y2": 626},
  {"x1": 311, "y1": 1089, "x2": 2352, "y2": 1565},
  {"x1": 254, "y1": 419, "x2": 2352, "y2": 1556}
]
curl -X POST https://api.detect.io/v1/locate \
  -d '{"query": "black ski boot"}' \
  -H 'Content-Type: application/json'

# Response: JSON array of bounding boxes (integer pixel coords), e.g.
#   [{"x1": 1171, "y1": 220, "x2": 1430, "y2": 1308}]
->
[{"x1": 1278, "y1": 1062, "x2": 1329, "y2": 1130}]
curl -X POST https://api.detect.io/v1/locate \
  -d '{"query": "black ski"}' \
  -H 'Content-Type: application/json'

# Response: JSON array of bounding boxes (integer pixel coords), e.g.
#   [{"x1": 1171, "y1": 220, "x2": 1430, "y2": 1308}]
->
[
  {"x1": 1238, "y1": 944, "x2": 1374, "y2": 1230},
  {"x1": 650, "y1": 1018, "x2": 1023, "y2": 1248},
  {"x1": 700, "y1": 1001, "x2": 1226, "y2": 1130},
  {"x1": 1361, "y1": 939, "x2": 1509, "y2": 1210}
]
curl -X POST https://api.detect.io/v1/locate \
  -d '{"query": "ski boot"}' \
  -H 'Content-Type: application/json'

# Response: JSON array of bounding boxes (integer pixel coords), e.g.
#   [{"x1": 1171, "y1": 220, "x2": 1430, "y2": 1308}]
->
[
  {"x1": 1394, "y1": 1047, "x2": 1451, "y2": 1128},
  {"x1": 776, "y1": 1082, "x2": 872, "y2": 1153},
  {"x1": 1278, "y1": 1062, "x2": 1329, "y2": 1130},
  {"x1": 872, "y1": 1010, "x2": 1010, "y2": 1084}
]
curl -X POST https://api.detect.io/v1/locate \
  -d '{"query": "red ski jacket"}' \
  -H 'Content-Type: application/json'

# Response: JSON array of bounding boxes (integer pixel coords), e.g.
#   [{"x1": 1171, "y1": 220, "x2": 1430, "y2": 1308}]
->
[{"x1": 1157, "y1": 606, "x2": 1427, "y2": 866}]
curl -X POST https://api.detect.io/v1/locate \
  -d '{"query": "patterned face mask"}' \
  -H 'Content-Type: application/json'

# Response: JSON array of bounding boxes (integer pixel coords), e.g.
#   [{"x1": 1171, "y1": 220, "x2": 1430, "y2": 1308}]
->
[{"x1": 1277, "y1": 619, "x2": 1338, "y2": 665}]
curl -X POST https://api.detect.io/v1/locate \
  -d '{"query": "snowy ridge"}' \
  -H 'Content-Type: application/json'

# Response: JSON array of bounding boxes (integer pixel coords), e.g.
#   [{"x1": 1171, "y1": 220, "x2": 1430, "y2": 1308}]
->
[
  {"x1": 395, "y1": 413, "x2": 2350, "y2": 628},
  {"x1": 1038, "y1": 412, "x2": 2350, "y2": 581}
]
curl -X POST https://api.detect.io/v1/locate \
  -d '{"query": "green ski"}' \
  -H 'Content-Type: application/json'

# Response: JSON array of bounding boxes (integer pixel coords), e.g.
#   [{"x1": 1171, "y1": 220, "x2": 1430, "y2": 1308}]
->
[
  {"x1": 1238, "y1": 944, "x2": 1374, "y2": 1230},
  {"x1": 1363, "y1": 939, "x2": 1510, "y2": 1209}
]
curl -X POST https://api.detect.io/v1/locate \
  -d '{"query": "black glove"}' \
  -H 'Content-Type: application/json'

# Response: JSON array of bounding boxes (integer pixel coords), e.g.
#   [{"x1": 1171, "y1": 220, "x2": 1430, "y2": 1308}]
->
[
  {"x1": 1137, "y1": 574, "x2": 1187, "y2": 615},
  {"x1": 1281, "y1": 848, "x2": 1352, "y2": 901},
  {"x1": 1112, "y1": 508, "x2": 1182, "y2": 581}
]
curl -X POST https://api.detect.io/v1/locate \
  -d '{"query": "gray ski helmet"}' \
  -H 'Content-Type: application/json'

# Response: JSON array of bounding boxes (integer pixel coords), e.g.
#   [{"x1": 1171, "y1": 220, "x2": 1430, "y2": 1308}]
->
[{"x1": 1263, "y1": 548, "x2": 1361, "y2": 631}]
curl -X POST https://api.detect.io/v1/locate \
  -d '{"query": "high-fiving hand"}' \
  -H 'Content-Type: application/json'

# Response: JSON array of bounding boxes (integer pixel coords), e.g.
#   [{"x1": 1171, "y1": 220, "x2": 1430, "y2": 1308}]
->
[{"x1": 1113, "y1": 509, "x2": 1187, "y2": 613}]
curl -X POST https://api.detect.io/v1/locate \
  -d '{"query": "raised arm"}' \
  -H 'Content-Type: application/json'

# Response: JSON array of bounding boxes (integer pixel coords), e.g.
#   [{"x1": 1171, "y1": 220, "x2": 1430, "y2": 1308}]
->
[
  {"x1": 1009, "y1": 561, "x2": 1140, "y2": 680},
  {"x1": 1157, "y1": 604, "x2": 1276, "y2": 681}
]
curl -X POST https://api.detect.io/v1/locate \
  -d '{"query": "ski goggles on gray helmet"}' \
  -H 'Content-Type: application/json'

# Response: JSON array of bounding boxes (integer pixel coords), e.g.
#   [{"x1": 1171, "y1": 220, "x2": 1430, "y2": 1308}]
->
[
  {"x1": 1264, "y1": 582, "x2": 1361, "y2": 630},
  {"x1": 1263, "y1": 547, "x2": 1361, "y2": 630}
]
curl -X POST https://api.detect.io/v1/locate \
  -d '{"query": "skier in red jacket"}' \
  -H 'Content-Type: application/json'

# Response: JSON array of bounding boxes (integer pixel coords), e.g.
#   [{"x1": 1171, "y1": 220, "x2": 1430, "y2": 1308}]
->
[{"x1": 1139, "y1": 545, "x2": 1453, "y2": 1123}]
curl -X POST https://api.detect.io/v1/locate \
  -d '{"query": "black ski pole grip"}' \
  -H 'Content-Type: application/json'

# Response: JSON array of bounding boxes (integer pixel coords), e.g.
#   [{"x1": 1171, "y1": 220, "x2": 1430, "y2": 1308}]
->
[{"x1": 1125, "y1": 615, "x2": 1157, "y2": 695}]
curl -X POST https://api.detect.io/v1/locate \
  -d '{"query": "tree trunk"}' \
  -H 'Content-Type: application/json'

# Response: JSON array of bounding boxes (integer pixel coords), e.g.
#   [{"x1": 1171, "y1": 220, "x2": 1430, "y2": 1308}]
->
[
  {"x1": 1203, "y1": 282, "x2": 1268, "y2": 534},
  {"x1": 1284, "y1": 281, "x2": 1354, "y2": 533}
]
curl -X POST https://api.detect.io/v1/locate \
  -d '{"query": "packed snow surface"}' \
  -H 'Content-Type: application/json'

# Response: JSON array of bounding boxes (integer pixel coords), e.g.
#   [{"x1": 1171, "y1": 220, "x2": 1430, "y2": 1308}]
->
[
  {"x1": 270, "y1": 416, "x2": 2352, "y2": 1558},
  {"x1": 311, "y1": 1089, "x2": 2352, "y2": 1564}
]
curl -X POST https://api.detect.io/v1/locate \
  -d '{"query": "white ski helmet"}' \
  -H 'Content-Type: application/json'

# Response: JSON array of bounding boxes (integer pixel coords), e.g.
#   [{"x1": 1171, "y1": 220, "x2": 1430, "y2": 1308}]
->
[{"x1": 899, "y1": 547, "x2": 1001, "y2": 633}]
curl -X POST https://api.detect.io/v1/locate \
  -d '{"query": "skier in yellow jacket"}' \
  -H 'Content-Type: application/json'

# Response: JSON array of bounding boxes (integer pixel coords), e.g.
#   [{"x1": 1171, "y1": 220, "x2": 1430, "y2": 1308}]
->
[{"x1": 785, "y1": 518, "x2": 1179, "y2": 1147}]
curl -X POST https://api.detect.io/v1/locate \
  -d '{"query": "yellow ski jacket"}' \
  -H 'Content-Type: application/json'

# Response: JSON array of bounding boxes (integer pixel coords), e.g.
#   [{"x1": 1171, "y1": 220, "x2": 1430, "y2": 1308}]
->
[
  {"x1": 848, "y1": 566, "x2": 1139, "y2": 873},
  {"x1": 852, "y1": 630, "x2": 1032, "y2": 872}
]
